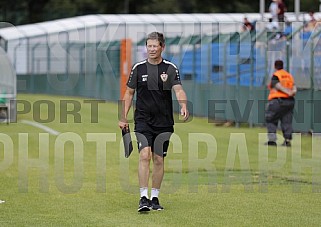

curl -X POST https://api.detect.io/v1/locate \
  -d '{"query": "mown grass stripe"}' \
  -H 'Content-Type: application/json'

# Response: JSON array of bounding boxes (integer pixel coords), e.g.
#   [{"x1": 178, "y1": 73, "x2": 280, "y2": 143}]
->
[{"x1": 20, "y1": 120, "x2": 60, "y2": 135}]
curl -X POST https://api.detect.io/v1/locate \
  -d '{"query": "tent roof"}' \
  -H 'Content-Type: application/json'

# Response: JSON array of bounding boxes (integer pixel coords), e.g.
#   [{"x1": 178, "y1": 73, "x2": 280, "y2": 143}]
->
[{"x1": 0, "y1": 13, "x2": 319, "y2": 41}]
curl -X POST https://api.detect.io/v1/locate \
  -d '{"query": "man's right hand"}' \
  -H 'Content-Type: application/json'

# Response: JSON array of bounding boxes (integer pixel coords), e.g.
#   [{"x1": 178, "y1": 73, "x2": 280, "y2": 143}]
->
[{"x1": 118, "y1": 120, "x2": 128, "y2": 130}]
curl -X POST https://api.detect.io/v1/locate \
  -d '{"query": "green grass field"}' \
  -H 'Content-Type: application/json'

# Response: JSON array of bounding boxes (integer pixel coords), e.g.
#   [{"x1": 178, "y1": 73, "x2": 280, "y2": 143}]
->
[{"x1": 1, "y1": 93, "x2": 321, "y2": 226}]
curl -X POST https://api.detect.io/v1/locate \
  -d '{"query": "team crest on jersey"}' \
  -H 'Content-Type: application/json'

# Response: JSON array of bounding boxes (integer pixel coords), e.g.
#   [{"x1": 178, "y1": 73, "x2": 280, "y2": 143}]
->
[
  {"x1": 142, "y1": 74, "x2": 148, "y2": 81},
  {"x1": 160, "y1": 72, "x2": 168, "y2": 82}
]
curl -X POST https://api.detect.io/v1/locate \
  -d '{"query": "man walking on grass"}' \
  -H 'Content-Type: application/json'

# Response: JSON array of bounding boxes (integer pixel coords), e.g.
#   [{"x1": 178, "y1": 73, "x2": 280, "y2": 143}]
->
[{"x1": 118, "y1": 32, "x2": 189, "y2": 212}]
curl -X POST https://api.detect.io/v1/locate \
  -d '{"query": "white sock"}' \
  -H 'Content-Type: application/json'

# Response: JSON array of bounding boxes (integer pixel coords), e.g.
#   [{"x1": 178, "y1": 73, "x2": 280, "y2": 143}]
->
[
  {"x1": 151, "y1": 188, "x2": 160, "y2": 199},
  {"x1": 140, "y1": 187, "x2": 148, "y2": 199}
]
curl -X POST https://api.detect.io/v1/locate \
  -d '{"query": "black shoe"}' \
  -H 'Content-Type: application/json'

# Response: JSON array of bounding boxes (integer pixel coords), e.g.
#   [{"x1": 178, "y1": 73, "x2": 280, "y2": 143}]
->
[
  {"x1": 138, "y1": 196, "x2": 151, "y2": 212},
  {"x1": 282, "y1": 140, "x2": 291, "y2": 147},
  {"x1": 151, "y1": 197, "x2": 163, "y2": 211},
  {"x1": 264, "y1": 141, "x2": 277, "y2": 146}
]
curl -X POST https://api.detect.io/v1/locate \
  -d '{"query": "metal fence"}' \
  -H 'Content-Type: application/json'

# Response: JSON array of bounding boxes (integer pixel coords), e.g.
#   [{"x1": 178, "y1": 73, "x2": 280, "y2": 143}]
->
[
  {"x1": 18, "y1": 41, "x2": 121, "y2": 100},
  {"x1": 16, "y1": 26, "x2": 321, "y2": 132}
]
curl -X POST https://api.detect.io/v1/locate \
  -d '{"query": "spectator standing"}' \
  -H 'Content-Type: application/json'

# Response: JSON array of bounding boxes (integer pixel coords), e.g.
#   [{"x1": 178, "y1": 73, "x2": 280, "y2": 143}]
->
[
  {"x1": 265, "y1": 60, "x2": 297, "y2": 147},
  {"x1": 269, "y1": 0, "x2": 279, "y2": 30},
  {"x1": 242, "y1": 17, "x2": 254, "y2": 31},
  {"x1": 309, "y1": 11, "x2": 317, "y2": 26},
  {"x1": 278, "y1": 0, "x2": 287, "y2": 23}
]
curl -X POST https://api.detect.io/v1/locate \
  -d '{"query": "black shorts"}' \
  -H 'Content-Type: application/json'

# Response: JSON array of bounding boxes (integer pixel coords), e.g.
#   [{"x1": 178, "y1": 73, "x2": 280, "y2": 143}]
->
[{"x1": 134, "y1": 122, "x2": 174, "y2": 157}]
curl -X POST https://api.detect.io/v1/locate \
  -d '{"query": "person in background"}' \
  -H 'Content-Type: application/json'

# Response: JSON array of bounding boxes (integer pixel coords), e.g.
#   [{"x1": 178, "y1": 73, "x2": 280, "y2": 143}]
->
[
  {"x1": 307, "y1": 11, "x2": 317, "y2": 30},
  {"x1": 118, "y1": 31, "x2": 189, "y2": 212},
  {"x1": 265, "y1": 60, "x2": 297, "y2": 147},
  {"x1": 277, "y1": 0, "x2": 287, "y2": 23},
  {"x1": 283, "y1": 21, "x2": 292, "y2": 37},
  {"x1": 242, "y1": 17, "x2": 254, "y2": 32},
  {"x1": 309, "y1": 11, "x2": 317, "y2": 24},
  {"x1": 269, "y1": 0, "x2": 279, "y2": 30}
]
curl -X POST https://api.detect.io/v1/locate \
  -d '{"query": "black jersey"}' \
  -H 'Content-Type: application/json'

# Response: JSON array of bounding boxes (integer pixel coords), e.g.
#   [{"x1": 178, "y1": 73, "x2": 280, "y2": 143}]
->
[{"x1": 127, "y1": 59, "x2": 181, "y2": 127}]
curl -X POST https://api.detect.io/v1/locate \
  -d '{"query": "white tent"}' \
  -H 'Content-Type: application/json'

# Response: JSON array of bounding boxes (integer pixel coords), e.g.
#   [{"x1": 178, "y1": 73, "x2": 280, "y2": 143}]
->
[
  {"x1": 0, "y1": 13, "x2": 261, "y2": 74},
  {"x1": 0, "y1": 13, "x2": 318, "y2": 75}
]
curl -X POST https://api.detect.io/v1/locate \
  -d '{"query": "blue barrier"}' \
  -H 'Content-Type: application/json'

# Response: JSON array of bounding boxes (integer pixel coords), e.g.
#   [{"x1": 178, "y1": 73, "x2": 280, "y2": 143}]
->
[{"x1": 176, "y1": 42, "x2": 266, "y2": 86}]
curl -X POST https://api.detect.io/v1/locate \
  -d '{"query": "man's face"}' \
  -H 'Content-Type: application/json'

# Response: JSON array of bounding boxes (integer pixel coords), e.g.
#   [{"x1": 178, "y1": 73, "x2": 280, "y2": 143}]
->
[{"x1": 146, "y1": 39, "x2": 164, "y2": 60}]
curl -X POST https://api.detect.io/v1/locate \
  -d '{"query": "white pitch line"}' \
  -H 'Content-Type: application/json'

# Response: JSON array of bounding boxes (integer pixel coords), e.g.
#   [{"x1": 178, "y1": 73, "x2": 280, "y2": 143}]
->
[
  {"x1": 0, "y1": 200, "x2": 5, "y2": 204},
  {"x1": 20, "y1": 120, "x2": 60, "y2": 136}
]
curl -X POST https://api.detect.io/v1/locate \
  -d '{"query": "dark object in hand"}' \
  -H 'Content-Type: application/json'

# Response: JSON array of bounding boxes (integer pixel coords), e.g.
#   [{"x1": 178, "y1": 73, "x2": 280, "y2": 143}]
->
[{"x1": 122, "y1": 126, "x2": 133, "y2": 158}]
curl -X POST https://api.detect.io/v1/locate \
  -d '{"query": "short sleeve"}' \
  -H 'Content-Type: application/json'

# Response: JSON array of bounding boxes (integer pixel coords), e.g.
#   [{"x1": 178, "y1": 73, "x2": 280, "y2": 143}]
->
[
  {"x1": 170, "y1": 66, "x2": 181, "y2": 86},
  {"x1": 270, "y1": 75, "x2": 279, "y2": 88},
  {"x1": 127, "y1": 66, "x2": 137, "y2": 89}
]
